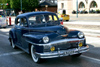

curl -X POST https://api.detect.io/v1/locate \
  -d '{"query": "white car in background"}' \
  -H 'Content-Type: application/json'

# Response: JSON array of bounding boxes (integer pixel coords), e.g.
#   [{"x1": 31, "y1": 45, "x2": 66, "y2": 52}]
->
[{"x1": 0, "y1": 10, "x2": 8, "y2": 28}]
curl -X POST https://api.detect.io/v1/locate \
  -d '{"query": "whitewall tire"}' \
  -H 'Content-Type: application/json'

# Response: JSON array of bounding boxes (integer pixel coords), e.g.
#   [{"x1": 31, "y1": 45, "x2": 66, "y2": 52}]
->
[
  {"x1": 31, "y1": 45, "x2": 40, "y2": 63},
  {"x1": 11, "y1": 39, "x2": 16, "y2": 49}
]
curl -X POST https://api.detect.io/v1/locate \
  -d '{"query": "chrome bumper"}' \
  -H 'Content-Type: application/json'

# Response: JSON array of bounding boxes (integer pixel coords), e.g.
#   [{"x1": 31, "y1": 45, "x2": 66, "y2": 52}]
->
[{"x1": 36, "y1": 45, "x2": 89, "y2": 59}]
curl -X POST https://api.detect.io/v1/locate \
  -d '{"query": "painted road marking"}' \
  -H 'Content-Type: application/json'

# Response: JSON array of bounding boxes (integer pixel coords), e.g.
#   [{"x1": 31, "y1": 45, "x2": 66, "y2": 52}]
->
[
  {"x1": 0, "y1": 51, "x2": 25, "y2": 57},
  {"x1": 81, "y1": 55, "x2": 100, "y2": 62},
  {"x1": 0, "y1": 34, "x2": 8, "y2": 38},
  {"x1": 0, "y1": 51, "x2": 100, "y2": 64}
]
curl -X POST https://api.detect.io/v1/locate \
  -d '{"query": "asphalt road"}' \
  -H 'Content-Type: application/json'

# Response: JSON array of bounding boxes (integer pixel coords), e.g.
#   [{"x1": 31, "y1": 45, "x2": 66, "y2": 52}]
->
[{"x1": 0, "y1": 26, "x2": 100, "y2": 67}]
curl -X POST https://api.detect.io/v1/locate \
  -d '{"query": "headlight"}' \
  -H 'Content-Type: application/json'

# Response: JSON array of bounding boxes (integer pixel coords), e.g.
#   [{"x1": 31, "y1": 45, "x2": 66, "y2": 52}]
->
[
  {"x1": 43, "y1": 36, "x2": 49, "y2": 43},
  {"x1": 78, "y1": 32, "x2": 84, "y2": 38}
]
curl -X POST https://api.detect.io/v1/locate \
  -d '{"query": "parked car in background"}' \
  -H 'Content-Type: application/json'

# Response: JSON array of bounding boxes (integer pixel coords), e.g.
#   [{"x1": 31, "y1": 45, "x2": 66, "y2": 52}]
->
[
  {"x1": 0, "y1": 10, "x2": 8, "y2": 28},
  {"x1": 9, "y1": 11, "x2": 89, "y2": 63},
  {"x1": 58, "y1": 13, "x2": 70, "y2": 21}
]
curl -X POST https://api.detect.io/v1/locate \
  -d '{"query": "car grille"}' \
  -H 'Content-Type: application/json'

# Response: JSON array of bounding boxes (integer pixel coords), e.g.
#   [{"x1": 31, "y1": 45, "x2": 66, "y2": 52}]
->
[{"x1": 52, "y1": 42, "x2": 79, "y2": 51}]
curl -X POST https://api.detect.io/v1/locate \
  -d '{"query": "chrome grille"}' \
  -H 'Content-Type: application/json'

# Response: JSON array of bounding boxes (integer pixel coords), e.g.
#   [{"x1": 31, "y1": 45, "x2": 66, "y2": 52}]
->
[{"x1": 52, "y1": 42, "x2": 79, "y2": 51}]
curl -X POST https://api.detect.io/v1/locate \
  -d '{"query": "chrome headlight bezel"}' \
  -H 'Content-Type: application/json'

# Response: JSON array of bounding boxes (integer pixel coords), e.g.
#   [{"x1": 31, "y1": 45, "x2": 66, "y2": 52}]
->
[
  {"x1": 43, "y1": 36, "x2": 49, "y2": 43},
  {"x1": 78, "y1": 32, "x2": 84, "y2": 38}
]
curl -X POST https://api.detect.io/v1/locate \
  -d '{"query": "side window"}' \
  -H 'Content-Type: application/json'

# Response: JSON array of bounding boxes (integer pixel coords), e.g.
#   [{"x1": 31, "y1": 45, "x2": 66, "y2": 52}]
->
[
  {"x1": 16, "y1": 18, "x2": 20, "y2": 25},
  {"x1": 29, "y1": 15, "x2": 43, "y2": 25},
  {"x1": 53, "y1": 15, "x2": 57, "y2": 21},
  {"x1": 29, "y1": 16, "x2": 36, "y2": 25},
  {"x1": 20, "y1": 18, "x2": 27, "y2": 26}
]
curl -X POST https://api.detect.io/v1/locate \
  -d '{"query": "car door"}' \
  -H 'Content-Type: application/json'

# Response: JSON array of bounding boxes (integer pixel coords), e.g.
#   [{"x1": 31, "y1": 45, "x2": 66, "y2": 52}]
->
[{"x1": 15, "y1": 17, "x2": 29, "y2": 48}]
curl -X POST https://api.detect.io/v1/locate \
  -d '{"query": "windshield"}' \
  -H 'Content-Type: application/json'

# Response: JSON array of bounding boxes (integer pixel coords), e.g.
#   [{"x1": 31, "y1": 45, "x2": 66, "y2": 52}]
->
[{"x1": 28, "y1": 14, "x2": 59, "y2": 27}]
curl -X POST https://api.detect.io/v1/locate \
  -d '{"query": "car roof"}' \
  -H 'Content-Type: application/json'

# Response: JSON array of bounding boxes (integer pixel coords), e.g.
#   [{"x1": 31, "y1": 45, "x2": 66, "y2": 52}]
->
[{"x1": 17, "y1": 11, "x2": 56, "y2": 18}]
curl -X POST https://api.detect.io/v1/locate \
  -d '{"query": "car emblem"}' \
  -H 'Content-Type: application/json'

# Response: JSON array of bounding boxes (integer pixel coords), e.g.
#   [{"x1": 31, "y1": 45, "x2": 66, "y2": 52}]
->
[{"x1": 61, "y1": 34, "x2": 68, "y2": 37}]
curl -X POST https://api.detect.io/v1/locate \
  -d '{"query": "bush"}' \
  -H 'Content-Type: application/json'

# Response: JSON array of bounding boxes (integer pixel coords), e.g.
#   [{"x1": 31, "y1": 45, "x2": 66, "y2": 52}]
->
[
  {"x1": 79, "y1": 10, "x2": 88, "y2": 14},
  {"x1": 96, "y1": 9, "x2": 100, "y2": 13},
  {"x1": 72, "y1": 10, "x2": 76, "y2": 14},
  {"x1": 89, "y1": 9, "x2": 96, "y2": 13}
]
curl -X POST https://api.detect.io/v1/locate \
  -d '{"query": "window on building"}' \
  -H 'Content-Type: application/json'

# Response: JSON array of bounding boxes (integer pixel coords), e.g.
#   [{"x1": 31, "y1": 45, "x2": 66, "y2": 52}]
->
[
  {"x1": 90, "y1": 1, "x2": 97, "y2": 8},
  {"x1": 61, "y1": 3, "x2": 64, "y2": 9},
  {"x1": 79, "y1": 2, "x2": 85, "y2": 8}
]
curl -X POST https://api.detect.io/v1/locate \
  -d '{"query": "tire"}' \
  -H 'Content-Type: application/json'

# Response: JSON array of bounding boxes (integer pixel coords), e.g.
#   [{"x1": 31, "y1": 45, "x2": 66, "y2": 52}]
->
[
  {"x1": 31, "y1": 45, "x2": 41, "y2": 63},
  {"x1": 11, "y1": 39, "x2": 16, "y2": 49},
  {"x1": 3, "y1": 22, "x2": 8, "y2": 28},
  {"x1": 66, "y1": 20, "x2": 69, "y2": 21},
  {"x1": 71, "y1": 53, "x2": 82, "y2": 57}
]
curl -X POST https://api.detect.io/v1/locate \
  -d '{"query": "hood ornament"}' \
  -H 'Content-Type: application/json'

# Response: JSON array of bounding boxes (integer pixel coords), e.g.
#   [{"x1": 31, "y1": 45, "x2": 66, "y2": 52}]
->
[{"x1": 61, "y1": 34, "x2": 68, "y2": 37}]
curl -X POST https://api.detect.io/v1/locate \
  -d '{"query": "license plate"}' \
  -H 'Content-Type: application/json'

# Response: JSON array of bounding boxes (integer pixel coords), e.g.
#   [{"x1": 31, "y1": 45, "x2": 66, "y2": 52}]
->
[{"x1": 64, "y1": 50, "x2": 75, "y2": 55}]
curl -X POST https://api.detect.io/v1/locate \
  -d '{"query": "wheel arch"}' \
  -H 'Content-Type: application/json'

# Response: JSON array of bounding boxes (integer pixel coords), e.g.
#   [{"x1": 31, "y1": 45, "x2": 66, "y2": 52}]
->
[{"x1": 9, "y1": 29, "x2": 16, "y2": 44}]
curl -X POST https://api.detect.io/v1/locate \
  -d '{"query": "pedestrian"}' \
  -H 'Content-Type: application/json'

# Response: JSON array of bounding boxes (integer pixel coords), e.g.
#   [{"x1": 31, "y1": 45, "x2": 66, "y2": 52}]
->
[
  {"x1": 19, "y1": 11, "x2": 23, "y2": 15},
  {"x1": 35, "y1": 8, "x2": 38, "y2": 12}
]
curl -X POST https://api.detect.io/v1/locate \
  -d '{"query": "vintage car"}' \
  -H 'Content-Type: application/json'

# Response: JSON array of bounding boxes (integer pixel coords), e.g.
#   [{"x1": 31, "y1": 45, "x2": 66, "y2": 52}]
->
[
  {"x1": 0, "y1": 10, "x2": 8, "y2": 28},
  {"x1": 9, "y1": 11, "x2": 89, "y2": 63}
]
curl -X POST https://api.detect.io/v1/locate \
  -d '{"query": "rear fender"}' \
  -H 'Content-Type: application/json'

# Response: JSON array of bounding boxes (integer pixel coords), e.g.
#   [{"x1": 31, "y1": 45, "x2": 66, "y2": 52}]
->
[{"x1": 9, "y1": 28, "x2": 16, "y2": 43}]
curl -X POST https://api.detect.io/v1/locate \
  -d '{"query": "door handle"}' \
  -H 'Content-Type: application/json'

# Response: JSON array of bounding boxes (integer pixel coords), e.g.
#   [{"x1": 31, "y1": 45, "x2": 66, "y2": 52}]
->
[{"x1": 16, "y1": 28, "x2": 21, "y2": 29}]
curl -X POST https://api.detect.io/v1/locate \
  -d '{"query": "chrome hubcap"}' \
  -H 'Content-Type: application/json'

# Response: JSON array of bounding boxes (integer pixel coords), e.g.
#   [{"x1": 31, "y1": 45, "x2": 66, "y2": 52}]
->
[{"x1": 31, "y1": 45, "x2": 39, "y2": 62}]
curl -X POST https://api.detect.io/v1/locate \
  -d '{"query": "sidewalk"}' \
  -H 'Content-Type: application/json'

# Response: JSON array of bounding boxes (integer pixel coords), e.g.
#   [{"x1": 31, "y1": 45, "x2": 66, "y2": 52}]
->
[
  {"x1": 64, "y1": 21, "x2": 100, "y2": 30},
  {"x1": 63, "y1": 21, "x2": 100, "y2": 37},
  {"x1": 69, "y1": 14, "x2": 100, "y2": 21}
]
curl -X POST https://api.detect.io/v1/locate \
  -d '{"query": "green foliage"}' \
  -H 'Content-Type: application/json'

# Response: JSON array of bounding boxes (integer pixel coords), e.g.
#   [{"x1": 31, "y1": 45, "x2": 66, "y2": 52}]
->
[
  {"x1": 1, "y1": 0, "x2": 39, "y2": 12},
  {"x1": 10, "y1": 0, "x2": 39, "y2": 11}
]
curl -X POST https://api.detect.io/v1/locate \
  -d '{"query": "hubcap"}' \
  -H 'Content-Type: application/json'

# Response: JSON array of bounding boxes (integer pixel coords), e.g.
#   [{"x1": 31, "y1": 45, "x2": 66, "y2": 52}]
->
[
  {"x1": 11, "y1": 39, "x2": 15, "y2": 48},
  {"x1": 31, "y1": 45, "x2": 39, "y2": 62}
]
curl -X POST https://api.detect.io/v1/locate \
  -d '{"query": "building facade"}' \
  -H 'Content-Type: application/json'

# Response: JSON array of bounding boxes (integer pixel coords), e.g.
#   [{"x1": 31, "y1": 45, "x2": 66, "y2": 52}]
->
[
  {"x1": 58, "y1": 0, "x2": 100, "y2": 14},
  {"x1": 38, "y1": 0, "x2": 57, "y2": 12}
]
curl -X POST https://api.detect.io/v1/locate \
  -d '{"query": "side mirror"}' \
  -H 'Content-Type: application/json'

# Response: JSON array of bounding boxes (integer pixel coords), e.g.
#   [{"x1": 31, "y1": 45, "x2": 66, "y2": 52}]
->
[{"x1": 59, "y1": 18, "x2": 63, "y2": 25}]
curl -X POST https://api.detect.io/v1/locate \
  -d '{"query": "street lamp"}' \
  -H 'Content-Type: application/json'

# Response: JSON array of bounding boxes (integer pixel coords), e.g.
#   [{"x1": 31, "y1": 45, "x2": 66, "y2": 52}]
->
[
  {"x1": 20, "y1": 0, "x2": 22, "y2": 11},
  {"x1": 76, "y1": 0, "x2": 78, "y2": 18}
]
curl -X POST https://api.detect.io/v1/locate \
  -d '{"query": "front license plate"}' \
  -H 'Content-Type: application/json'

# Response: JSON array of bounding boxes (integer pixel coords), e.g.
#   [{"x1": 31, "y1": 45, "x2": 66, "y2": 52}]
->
[{"x1": 64, "y1": 51, "x2": 75, "y2": 55}]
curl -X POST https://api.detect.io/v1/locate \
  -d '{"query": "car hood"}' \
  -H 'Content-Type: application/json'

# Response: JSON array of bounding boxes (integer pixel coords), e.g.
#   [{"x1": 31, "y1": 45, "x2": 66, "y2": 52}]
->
[
  {"x1": 24, "y1": 25, "x2": 69, "y2": 43},
  {"x1": 29, "y1": 25, "x2": 68, "y2": 35}
]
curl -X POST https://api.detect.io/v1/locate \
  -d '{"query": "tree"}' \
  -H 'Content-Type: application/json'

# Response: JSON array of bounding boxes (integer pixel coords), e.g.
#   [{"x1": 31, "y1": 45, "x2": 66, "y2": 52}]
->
[
  {"x1": 3, "y1": 0, "x2": 10, "y2": 9},
  {"x1": 10, "y1": 0, "x2": 39, "y2": 12}
]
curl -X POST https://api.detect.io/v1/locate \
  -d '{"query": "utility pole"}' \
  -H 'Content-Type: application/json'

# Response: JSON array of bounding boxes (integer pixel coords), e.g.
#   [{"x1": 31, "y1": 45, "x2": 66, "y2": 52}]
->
[
  {"x1": 76, "y1": 0, "x2": 78, "y2": 18},
  {"x1": 20, "y1": 0, "x2": 22, "y2": 11}
]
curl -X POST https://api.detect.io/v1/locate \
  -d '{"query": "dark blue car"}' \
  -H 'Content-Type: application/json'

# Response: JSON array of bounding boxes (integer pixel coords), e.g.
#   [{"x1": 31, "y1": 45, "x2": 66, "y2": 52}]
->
[{"x1": 9, "y1": 11, "x2": 89, "y2": 63}]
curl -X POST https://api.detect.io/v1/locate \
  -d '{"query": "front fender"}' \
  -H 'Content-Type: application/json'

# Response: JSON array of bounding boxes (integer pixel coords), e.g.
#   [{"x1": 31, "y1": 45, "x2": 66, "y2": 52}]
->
[
  {"x1": 23, "y1": 32, "x2": 61, "y2": 44},
  {"x1": 68, "y1": 30, "x2": 84, "y2": 38}
]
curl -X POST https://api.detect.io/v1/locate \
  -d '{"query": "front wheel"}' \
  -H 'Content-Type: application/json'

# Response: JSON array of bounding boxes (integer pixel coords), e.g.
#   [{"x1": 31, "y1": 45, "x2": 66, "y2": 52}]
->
[
  {"x1": 31, "y1": 45, "x2": 41, "y2": 63},
  {"x1": 66, "y1": 20, "x2": 69, "y2": 21}
]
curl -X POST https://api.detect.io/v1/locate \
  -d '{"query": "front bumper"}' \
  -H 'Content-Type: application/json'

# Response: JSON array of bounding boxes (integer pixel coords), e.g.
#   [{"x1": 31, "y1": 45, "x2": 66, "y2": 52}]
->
[{"x1": 36, "y1": 45, "x2": 89, "y2": 59}]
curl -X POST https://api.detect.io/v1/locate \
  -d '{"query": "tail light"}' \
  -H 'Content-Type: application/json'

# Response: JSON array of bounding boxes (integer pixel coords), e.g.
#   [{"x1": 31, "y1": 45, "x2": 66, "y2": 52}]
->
[
  {"x1": 61, "y1": 15, "x2": 63, "y2": 17},
  {"x1": 60, "y1": 20, "x2": 63, "y2": 25}
]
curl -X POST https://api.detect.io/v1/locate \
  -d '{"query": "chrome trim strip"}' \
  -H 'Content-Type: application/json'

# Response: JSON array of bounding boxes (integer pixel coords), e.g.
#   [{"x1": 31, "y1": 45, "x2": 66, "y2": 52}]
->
[
  {"x1": 38, "y1": 38, "x2": 85, "y2": 46},
  {"x1": 36, "y1": 45, "x2": 89, "y2": 59}
]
